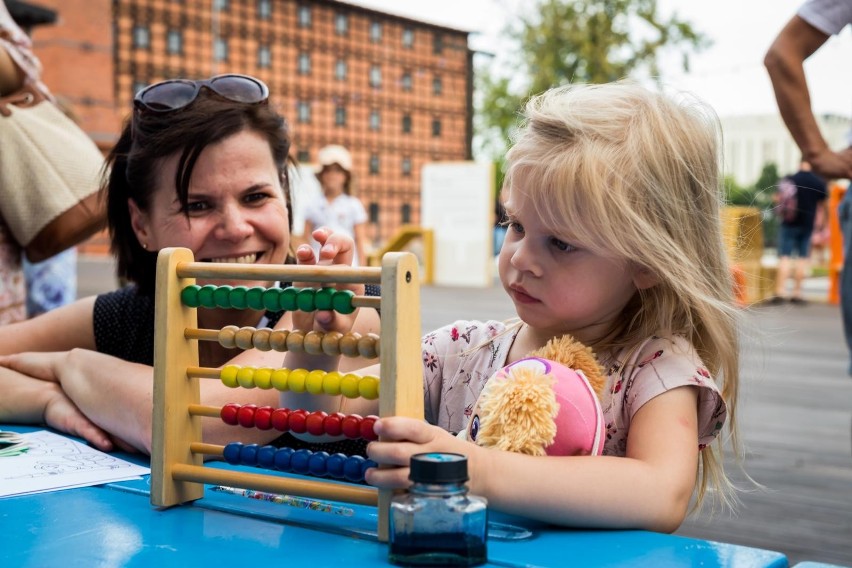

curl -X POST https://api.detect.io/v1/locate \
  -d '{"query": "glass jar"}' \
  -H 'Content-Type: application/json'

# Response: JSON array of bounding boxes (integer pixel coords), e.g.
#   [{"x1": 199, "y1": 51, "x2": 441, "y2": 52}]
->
[{"x1": 389, "y1": 452, "x2": 488, "y2": 567}]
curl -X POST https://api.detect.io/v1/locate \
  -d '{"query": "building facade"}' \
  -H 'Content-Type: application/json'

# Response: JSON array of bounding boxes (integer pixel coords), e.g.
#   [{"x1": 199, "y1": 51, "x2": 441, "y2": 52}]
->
[
  {"x1": 29, "y1": 0, "x2": 473, "y2": 244},
  {"x1": 720, "y1": 113, "x2": 850, "y2": 185}
]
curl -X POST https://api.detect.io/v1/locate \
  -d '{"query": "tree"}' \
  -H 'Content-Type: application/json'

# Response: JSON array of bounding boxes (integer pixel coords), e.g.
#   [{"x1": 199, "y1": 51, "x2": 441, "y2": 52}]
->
[{"x1": 475, "y1": 0, "x2": 709, "y2": 160}]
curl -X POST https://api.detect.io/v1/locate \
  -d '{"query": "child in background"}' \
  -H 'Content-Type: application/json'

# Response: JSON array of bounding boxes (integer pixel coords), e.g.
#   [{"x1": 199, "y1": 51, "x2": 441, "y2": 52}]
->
[{"x1": 290, "y1": 81, "x2": 740, "y2": 533}]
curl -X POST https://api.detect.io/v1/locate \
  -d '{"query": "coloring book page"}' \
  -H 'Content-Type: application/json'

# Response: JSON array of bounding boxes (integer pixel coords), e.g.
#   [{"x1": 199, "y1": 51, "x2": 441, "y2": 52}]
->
[{"x1": 0, "y1": 430, "x2": 149, "y2": 498}]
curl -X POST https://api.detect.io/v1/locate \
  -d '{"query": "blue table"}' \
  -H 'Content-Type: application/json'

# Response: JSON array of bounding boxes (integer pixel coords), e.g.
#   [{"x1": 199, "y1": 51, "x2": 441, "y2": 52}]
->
[{"x1": 0, "y1": 427, "x2": 788, "y2": 567}]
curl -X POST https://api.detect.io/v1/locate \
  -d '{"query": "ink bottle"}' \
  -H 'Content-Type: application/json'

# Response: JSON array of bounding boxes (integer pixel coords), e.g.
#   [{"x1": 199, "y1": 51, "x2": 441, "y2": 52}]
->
[{"x1": 389, "y1": 452, "x2": 487, "y2": 567}]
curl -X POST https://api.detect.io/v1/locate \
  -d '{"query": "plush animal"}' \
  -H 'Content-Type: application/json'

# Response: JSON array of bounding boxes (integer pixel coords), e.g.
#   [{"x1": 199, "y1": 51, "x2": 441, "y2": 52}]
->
[{"x1": 464, "y1": 335, "x2": 606, "y2": 457}]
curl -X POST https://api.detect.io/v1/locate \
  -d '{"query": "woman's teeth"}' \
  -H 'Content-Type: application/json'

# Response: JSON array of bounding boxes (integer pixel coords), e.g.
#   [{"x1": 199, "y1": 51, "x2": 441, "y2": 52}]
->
[{"x1": 209, "y1": 253, "x2": 257, "y2": 264}]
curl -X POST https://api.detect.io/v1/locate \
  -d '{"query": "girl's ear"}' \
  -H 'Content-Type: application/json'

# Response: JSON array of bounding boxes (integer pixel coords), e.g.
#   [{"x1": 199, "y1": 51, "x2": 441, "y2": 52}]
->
[
  {"x1": 632, "y1": 265, "x2": 660, "y2": 290},
  {"x1": 127, "y1": 198, "x2": 151, "y2": 247}
]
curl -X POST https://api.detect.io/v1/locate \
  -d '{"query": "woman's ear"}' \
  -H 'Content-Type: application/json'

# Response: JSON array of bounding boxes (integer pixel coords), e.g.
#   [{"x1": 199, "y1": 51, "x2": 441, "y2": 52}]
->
[
  {"x1": 127, "y1": 198, "x2": 151, "y2": 247},
  {"x1": 632, "y1": 265, "x2": 660, "y2": 290}
]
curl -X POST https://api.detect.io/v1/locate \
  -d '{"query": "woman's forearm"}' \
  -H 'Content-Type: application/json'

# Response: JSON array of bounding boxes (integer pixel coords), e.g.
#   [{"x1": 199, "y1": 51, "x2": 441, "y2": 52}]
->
[{"x1": 0, "y1": 366, "x2": 55, "y2": 423}]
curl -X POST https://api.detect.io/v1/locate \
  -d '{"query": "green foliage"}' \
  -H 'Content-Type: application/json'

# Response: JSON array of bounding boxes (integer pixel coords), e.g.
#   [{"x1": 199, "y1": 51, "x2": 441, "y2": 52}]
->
[{"x1": 475, "y1": 0, "x2": 709, "y2": 161}]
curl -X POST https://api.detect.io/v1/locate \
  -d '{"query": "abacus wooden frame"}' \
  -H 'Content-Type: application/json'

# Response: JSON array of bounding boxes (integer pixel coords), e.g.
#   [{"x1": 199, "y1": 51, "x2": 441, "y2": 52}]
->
[{"x1": 150, "y1": 247, "x2": 423, "y2": 542}]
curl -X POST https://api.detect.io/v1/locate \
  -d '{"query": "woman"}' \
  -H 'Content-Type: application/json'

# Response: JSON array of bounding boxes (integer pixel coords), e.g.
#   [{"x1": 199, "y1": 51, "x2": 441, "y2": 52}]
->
[{"x1": 0, "y1": 75, "x2": 379, "y2": 454}]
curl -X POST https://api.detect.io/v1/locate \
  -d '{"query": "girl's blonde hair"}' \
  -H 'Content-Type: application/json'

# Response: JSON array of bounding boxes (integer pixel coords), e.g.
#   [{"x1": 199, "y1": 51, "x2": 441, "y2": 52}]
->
[{"x1": 504, "y1": 81, "x2": 740, "y2": 511}]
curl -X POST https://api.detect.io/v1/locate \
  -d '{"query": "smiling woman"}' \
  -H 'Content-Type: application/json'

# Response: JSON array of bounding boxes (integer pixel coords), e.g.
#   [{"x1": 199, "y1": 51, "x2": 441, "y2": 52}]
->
[{"x1": 0, "y1": 75, "x2": 380, "y2": 455}]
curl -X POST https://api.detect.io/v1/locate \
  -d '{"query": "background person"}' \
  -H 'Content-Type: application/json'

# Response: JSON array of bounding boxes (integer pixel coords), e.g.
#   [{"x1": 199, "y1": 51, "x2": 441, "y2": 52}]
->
[{"x1": 303, "y1": 145, "x2": 369, "y2": 265}]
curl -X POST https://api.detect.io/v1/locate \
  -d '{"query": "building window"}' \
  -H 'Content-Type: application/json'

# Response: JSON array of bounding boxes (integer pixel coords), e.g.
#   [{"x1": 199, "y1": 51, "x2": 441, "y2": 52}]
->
[
  {"x1": 432, "y1": 118, "x2": 441, "y2": 137},
  {"x1": 433, "y1": 76, "x2": 442, "y2": 95},
  {"x1": 369, "y1": 153, "x2": 380, "y2": 175},
  {"x1": 402, "y1": 156, "x2": 412, "y2": 176},
  {"x1": 297, "y1": 101, "x2": 311, "y2": 123},
  {"x1": 132, "y1": 25, "x2": 150, "y2": 49},
  {"x1": 335, "y1": 13, "x2": 348, "y2": 35},
  {"x1": 433, "y1": 32, "x2": 443, "y2": 54},
  {"x1": 258, "y1": 45, "x2": 271, "y2": 68},
  {"x1": 402, "y1": 27, "x2": 413, "y2": 48},
  {"x1": 166, "y1": 29, "x2": 182, "y2": 55},
  {"x1": 213, "y1": 0, "x2": 229, "y2": 11},
  {"x1": 297, "y1": 149, "x2": 310, "y2": 163},
  {"x1": 298, "y1": 52, "x2": 311, "y2": 74},
  {"x1": 335, "y1": 58, "x2": 347, "y2": 81},
  {"x1": 335, "y1": 105, "x2": 346, "y2": 126},
  {"x1": 214, "y1": 37, "x2": 228, "y2": 62},
  {"x1": 401, "y1": 71, "x2": 412, "y2": 91},
  {"x1": 369, "y1": 109, "x2": 380, "y2": 131},
  {"x1": 258, "y1": 0, "x2": 271, "y2": 20},
  {"x1": 298, "y1": 5, "x2": 311, "y2": 27},
  {"x1": 402, "y1": 114, "x2": 412, "y2": 134},
  {"x1": 369, "y1": 65, "x2": 381, "y2": 88},
  {"x1": 370, "y1": 21, "x2": 382, "y2": 42}
]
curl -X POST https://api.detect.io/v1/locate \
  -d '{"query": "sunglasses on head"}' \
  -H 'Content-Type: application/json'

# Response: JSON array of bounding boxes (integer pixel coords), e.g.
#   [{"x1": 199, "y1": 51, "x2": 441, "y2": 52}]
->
[{"x1": 133, "y1": 74, "x2": 269, "y2": 113}]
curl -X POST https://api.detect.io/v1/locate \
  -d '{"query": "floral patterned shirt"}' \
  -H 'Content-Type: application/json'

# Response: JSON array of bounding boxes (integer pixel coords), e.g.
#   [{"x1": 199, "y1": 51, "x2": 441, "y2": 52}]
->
[{"x1": 421, "y1": 320, "x2": 726, "y2": 456}]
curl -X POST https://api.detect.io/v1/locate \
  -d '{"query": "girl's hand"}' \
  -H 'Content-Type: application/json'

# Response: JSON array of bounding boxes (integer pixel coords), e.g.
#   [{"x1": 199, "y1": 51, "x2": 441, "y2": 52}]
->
[
  {"x1": 42, "y1": 385, "x2": 115, "y2": 452},
  {"x1": 365, "y1": 417, "x2": 482, "y2": 490},
  {"x1": 293, "y1": 226, "x2": 364, "y2": 334}
]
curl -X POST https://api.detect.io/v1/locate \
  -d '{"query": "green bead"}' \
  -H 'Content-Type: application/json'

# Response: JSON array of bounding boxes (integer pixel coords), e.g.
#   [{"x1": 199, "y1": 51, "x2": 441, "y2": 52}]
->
[
  {"x1": 197, "y1": 285, "x2": 217, "y2": 309},
  {"x1": 246, "y1": 287, "x2": 266, "y2": 310},
  {"x1": 229, "y1": 286, "x2": 248, "y2": 309},
  {"x1": 180, "y1": 285, "x2": 201, "y2": 308},
  {"x1": 279, "y1": 287, "x2": 297, "y2": 311},
  {"x1": 296, "y1": 288, "x2": 316, "y2": 312},
  {"x1": 263, "y1": 288, "x2": 281, "y2": 311},
  {"x1": 314, "y1": 287, "x2": 335, "y2": 310},
  {"x1": 332, "y1": 289, "x2": 355, "y2": 314},
  {"x1": 213, "y1": 285, "x2": 233, "y2": 308}
]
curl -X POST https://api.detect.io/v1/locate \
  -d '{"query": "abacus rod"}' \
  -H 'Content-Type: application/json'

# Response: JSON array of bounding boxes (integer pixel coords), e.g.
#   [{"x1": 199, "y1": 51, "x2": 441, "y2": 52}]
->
[
  {"x1": 188, "y1": 404, "x2": 221, "y2": 418},
  {"x1": 176, "y1": 262, "x2": 382, "y2": 284},
  {"x1": 171, "y1": 463, "x2": 379, "y2": 506}
]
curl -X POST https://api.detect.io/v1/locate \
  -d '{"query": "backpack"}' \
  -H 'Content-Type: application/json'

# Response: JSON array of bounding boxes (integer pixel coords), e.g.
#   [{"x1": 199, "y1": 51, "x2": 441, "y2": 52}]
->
[{"x1": 776, "y1": 176, "x2": 798, "y2": 223}]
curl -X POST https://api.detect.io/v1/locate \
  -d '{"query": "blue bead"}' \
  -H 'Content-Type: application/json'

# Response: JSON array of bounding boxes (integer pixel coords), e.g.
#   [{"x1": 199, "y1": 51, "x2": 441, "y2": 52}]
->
[
  {"x1": 362, "y1": 459, "x2": 378, "y2": 478},
  {"x1": 223, "y1": 442, "x2": 242, "y2": 465},
  {"x1": 308, "y1": 451, "x2": 329, "y2": 476},
  {"x1": 257, "y1": 445, "x2": 276, "y2": 469},
  {"x1": 273, "y1": 447, "x2": 294, "y2": 471},
  {"x1": 291, "y1": 449, "x2": 312, "y2": 474},
  {"x1": 343, "y1": 455, "x2": 366, "y2": 482},
  {"x1": 240, "y1": 444, "x2": 260, "y2": 466},
  {"x1": 326, "y1": 453, "x2": 347, "y2": 479}
]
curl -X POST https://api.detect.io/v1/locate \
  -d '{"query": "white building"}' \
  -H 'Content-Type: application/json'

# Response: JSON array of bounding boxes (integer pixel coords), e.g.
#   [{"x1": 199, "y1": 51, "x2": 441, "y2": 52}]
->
[{"x1": 720, "y1": 113, "x2": 850, "y2": 185}]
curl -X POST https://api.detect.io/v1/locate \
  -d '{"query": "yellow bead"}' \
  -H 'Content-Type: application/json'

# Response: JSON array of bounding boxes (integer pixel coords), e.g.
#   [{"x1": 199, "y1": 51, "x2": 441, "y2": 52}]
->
[
  {"x1": 288, "y1": 368, "x2": 308, "y2": 392},
  {"x1": 358, "y1": 375, "x2": 380, "y2": 400},
  {"x1": 220, "y1": 365, "x2": 240, "y2": 388},
  {"x1": 254, "y1": 367, "x2": 273, "y2": 389},
  {"x1": 236, "y1": 366, "x2": 256, "y2": 389},
  {"x1": 218, "y1": 325, "x2": 239, "y2": 349},
  {"x1": 340, "y1": 373, "x2": 361, "y2": 398},
  {"x1": 270, "y1": 368, "x2": 290, "y2": 391},
  {"x1": 322, "y1": 371, "x2": 342, "y2": 395},
  {"x1": 305, "y1": 369, "x2": 326, "y2": 394}
]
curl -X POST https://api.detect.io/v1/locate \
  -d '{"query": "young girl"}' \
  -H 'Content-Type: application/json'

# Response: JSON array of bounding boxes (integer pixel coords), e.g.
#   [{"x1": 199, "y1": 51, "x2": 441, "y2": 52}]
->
[{"x1": 291, "y1": 81, "x2": 739, "y2": 534}]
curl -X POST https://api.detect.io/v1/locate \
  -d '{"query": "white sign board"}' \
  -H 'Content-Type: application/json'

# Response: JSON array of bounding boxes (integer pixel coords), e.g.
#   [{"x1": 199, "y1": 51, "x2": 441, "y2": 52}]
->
[{"x1": 421, "y1": 162, "x2": 494, "y2": 287}]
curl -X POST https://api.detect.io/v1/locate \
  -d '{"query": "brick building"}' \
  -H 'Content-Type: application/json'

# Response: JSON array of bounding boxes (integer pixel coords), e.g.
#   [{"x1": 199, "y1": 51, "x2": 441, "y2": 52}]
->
[{"x1": 27, "y1": 0, "x2": 473, "y2": 244}]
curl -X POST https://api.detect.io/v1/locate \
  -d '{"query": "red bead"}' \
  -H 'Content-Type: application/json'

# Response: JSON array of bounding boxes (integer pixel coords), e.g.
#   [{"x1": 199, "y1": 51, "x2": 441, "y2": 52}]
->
[
  {"x1": 237, "y1": 404, "x2": 258, "y2": 428},
  {"x1": 324, "y1": 412, "x2": 345, "y2": 436},
  {"x1": 341, "y1": 414, "x2": 362, "y2": 439},
  {"x1": 288, "y1": 409, "x2": 308, "y2": 433},
  {"x1": 255, "y1": 406, "x2": 274, "y2": 430},
  {"x1": 271, "y1": 408, "x2": 290, "y2": 431},
  {"x1": 360, "y1": 415, "x2": 378, "y2": 441},
  {"x1": 306, "y1": 411, "x2": 328, "y2": 436},
  {"x1": 220, "y1": 403, "x2": 240, "y2": 425}
]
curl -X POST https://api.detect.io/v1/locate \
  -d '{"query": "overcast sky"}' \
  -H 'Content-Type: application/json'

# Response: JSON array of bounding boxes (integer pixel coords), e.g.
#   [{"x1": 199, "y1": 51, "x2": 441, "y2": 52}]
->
[{"x1": 344, "y1": 0, "x2": 851, "y2": 118}]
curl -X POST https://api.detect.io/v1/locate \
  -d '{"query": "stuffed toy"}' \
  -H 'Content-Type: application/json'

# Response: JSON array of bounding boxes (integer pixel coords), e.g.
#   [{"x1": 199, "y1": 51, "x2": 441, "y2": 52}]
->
[{"x1": 464, "y1": 335, "x2": 606, "y2": 457}]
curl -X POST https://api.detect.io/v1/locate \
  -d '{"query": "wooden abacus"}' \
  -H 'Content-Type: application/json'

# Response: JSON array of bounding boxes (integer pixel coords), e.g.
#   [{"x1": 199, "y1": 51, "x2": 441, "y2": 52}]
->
[{"x1": 150, "y1": 247, "x2": 423, "y2": 541}]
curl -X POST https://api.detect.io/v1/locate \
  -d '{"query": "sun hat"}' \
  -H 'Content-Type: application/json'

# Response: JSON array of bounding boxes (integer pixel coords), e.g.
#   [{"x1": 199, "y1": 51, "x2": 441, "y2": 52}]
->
[{"x1": 315, "y1": 144, "x2": 352, "y2": 174}]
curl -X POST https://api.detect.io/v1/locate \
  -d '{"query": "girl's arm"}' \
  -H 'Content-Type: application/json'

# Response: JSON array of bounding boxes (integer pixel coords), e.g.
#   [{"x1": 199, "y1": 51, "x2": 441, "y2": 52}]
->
[
  {"x1": 367, "y1": 386, "x2": 700, "y2": 533},
  {"x1": 0, "y1": 297, "x2": 97, "y2": 354},
  {"x1": 353, "y1": 221, "x2": 369, "y2": 268}
]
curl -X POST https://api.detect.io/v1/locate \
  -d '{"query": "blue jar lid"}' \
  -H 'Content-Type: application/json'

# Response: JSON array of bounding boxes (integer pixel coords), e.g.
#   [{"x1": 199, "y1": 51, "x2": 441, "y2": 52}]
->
[{"x1": 409, "y1": 452, "x2": 468, "y2": 483}]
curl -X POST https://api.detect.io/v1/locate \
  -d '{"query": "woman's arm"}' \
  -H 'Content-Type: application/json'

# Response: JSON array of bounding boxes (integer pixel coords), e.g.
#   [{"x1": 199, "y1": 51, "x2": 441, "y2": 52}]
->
[
  {"x1": 353, "y1": 221, "x2": 369, "y2": 267},
  {"x1": 0, "y1": 297, "x2": 97, "y2": 355},
  {"x1": 367, "y1": 386, "x2": 700, "y2": 533}
]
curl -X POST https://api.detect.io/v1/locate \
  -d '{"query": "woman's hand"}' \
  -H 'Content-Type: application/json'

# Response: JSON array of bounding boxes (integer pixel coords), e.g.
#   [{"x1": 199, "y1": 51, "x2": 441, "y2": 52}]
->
[
  {"x1": 0, "y1": 351, "x2": 65, "y2": 383},
  {"x1": 42, "y1": 384, "x2": 115, "y2": 452},
  {"x1": 365, "y1": 417, "x2": 484, "y2": 490}
]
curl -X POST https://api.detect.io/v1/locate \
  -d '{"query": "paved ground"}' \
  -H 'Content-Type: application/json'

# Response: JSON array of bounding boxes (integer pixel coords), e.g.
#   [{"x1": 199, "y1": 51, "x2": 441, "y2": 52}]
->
[{"x1": 77, "y1": 255, "x2": 852, "y2": 566}]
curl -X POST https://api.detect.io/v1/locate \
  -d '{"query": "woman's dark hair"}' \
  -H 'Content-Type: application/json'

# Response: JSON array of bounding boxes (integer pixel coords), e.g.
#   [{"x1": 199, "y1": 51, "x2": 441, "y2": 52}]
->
[{"x1": 102, "y1": 91, "x2": 293, "y2": 295}]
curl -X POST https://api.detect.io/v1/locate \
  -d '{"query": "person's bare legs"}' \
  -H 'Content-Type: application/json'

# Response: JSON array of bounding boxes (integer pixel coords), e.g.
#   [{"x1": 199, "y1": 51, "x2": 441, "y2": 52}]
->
[
  {"x1": 791, "y1": 257, "x2": 809, "y2": 302},
  {"x1": 775, "y1": 255, "x2": 792, "y2": 298}
]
